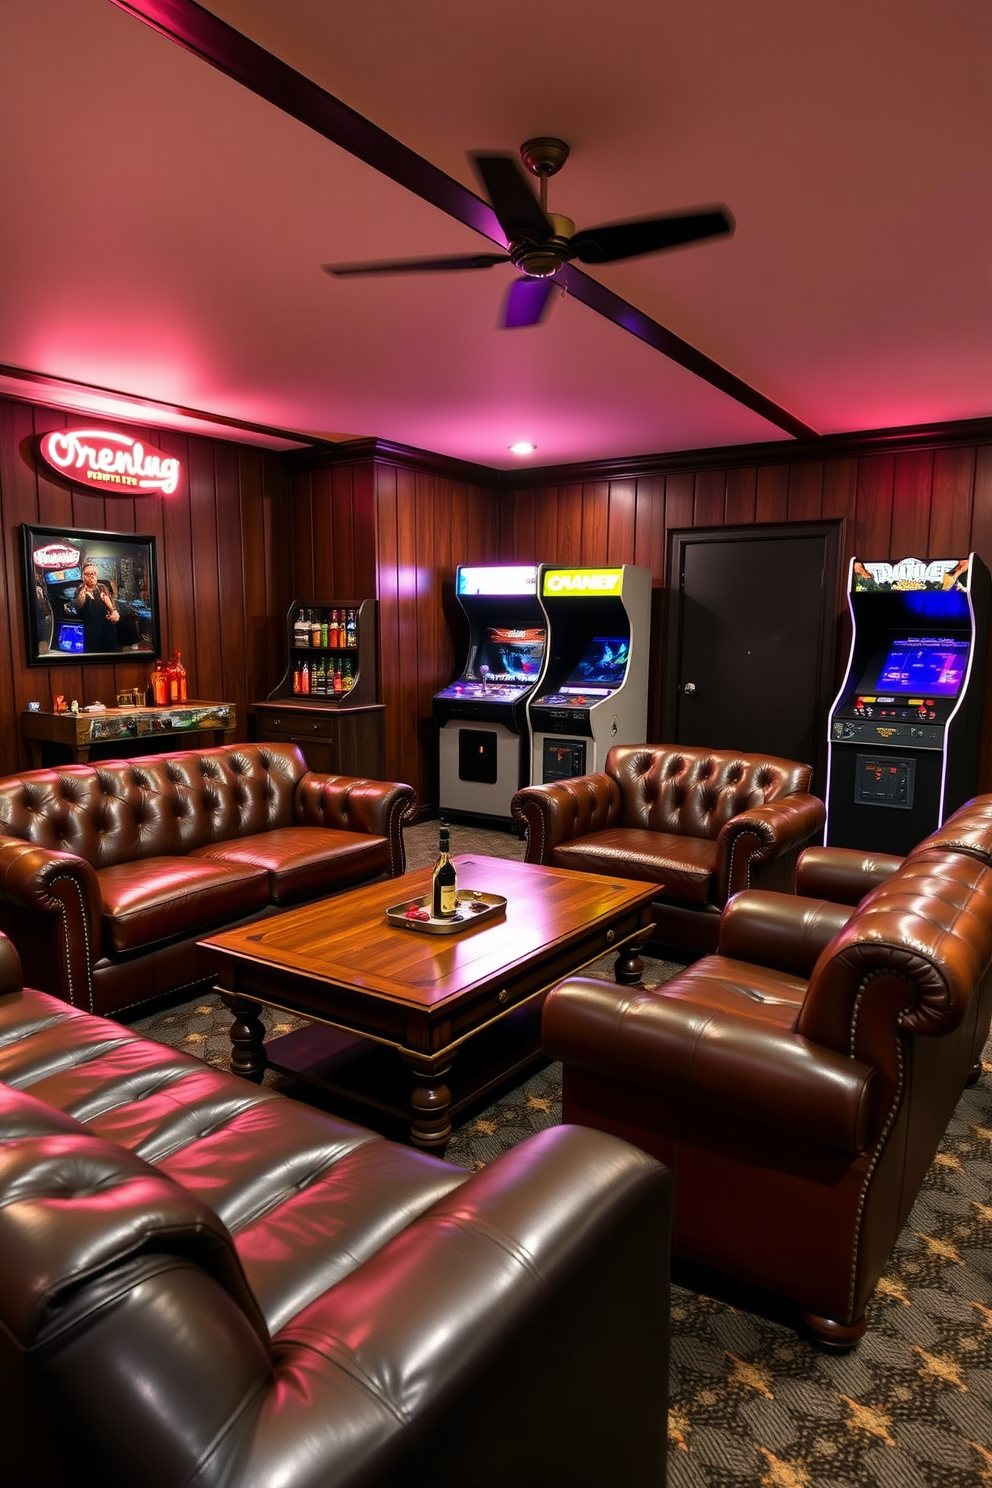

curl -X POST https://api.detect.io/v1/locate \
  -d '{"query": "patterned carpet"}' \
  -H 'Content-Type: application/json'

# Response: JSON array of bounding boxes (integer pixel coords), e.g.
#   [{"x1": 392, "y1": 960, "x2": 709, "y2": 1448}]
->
[{"x1": 133, "y1": 818, "x2": 992, "y2": 1488}]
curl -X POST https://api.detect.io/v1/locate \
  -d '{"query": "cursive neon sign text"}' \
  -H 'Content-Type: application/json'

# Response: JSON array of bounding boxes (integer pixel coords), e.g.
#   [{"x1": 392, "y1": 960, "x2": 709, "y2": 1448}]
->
[{"x1": 38, "y1": 429, "x2": 181, "y2": 495}]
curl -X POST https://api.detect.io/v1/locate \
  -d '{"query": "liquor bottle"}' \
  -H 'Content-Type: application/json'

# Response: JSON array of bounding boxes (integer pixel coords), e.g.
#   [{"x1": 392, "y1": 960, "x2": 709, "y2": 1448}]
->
[
  {"x1": 321, "y1": 611, "x2": 329, "y2": 649},
  {"x1": 311, "y1": 610, "x2": 321, "y2": 647},
  {"x1": 431, "y1": 825, "x2": 457, "y2": 919},
  {"x1": 293, "y1": 608, "x2": 306, "y2": 648},
  {"x1": 293, "y1": 659, "x2": 302, "y2": 694},
  {"x1": 332, "y1": 660, "x2": 342, "y2": 696},
  {"x1": 166, "y1": 652, "x2": 187, "y2": 704},
  {"x1": 341, "y1": 657, "x2": 354, "y2": 692},
  {"x1": 329, "y1": 608, "x2": 340, "y2": 648},
  {"x1": 301, "y1": 658, "x2": 310, "y2": 695},
  {"x1": 316, "y1": 656, "x2": 327, "y2": 696},
  {"x1": 150, "y1": 659, "x2": 168, "y2": 706},
  {"x1": 346, "y1": 608, "x2": 357, "y2": 647}
]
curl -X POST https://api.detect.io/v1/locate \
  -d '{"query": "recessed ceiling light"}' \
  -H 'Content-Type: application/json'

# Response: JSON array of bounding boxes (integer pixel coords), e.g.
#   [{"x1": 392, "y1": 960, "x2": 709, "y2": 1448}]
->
[{"x1": 509, "y1": 441, "x2": 536, "y2": 455}]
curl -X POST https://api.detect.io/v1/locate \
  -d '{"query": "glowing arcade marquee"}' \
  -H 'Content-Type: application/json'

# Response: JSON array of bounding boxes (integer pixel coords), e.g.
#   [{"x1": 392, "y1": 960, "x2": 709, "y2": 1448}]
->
[{"x1": 37, "y1": 429, "x2": 182, "y2": 495}]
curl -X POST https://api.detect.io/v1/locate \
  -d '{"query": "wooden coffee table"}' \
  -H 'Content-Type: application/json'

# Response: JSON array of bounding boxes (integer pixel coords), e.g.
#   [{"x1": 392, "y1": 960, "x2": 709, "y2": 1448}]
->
[{"x1": 200, "y1": 855, "x2": 656, "y2": 1154}]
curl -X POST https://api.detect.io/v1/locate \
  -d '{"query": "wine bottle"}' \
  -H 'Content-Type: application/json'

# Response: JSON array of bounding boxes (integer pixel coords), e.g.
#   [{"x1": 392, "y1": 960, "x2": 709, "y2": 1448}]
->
[{"x1": 431, "y1": 825, "x2": 457, "y2": 919}]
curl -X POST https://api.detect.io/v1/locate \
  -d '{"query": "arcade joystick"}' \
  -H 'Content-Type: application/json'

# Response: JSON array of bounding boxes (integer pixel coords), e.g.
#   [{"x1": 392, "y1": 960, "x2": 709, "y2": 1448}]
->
[{"x1": 479, "y1": 665, "x2": 490, "y2": 693}]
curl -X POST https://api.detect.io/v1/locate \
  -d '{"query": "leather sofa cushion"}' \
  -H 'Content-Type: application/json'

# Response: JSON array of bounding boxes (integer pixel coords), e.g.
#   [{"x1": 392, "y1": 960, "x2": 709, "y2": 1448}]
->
[
  {"x1": 98, "y1": 858, "x2": 270, "y2": 955},
  {"x1": 192, "y1": 828, "x2": 390, "y2": 905},
  {"x1": 551, "y1": 828, "x2": 718, "y2": 904}
]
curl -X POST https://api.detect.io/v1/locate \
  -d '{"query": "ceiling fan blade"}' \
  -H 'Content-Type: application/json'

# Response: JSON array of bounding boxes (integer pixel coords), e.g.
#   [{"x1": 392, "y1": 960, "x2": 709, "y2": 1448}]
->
[
  {"x1": 471, "y1": 153, "x2": 552, "y2": 244},
  {"x1": 570, "y1": 207, "x2": 734, "y2": 265},
  {"x1": 500, "y1": 275, "x2": 559, "y2": 329},
  {"x1": 322, "y1": 253, "x2": 510, "y2": 277}
]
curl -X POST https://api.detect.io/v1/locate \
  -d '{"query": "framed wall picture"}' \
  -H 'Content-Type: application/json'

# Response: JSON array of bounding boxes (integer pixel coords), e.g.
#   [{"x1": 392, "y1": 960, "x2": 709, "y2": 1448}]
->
[{"x1": 22, "y1": 524, "x2": 161, "y2": 665}]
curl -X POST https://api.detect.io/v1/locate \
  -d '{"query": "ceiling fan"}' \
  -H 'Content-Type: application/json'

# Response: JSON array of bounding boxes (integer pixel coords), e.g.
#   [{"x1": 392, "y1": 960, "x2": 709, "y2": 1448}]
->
[{"x1": 322, "y1": 137, "x2": 734, "y2": 329}]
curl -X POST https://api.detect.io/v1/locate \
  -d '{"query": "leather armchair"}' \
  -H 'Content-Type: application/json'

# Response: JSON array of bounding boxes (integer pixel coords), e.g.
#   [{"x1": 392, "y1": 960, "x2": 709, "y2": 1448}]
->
[
  {"x1": 512, "y1": 743, "x2": 825, "y2": 953},
  {"x1": 542, "y1": 809, "x2": 992, "y2": 1352}
]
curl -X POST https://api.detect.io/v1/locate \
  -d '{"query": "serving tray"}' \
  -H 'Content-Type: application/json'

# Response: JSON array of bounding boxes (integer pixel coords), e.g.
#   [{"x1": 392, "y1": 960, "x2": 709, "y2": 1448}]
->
[{"x1": 386, "y1": 888, "x2": 507, "y2": 935}]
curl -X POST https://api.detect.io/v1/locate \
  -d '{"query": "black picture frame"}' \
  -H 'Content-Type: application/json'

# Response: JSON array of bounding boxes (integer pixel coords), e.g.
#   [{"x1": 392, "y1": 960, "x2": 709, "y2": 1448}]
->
[{"x1": 22, "y1": 524, "x2": 161, "y2": 666}]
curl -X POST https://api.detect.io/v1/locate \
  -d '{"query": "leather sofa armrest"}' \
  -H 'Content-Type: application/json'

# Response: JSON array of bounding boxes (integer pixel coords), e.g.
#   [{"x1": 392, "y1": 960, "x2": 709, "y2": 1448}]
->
[
  {"x1": 511, "y1": 774, "x2": 621, "y2": 864},
  {"x1": 796, "y1": 845, "x2": 904, "y2": 904},
  {"x1": 295, "y1": 775, "x2": 417, "y2": 877},
  {"x1": 0, "y1": 930, "x2": 23, "y2": 995},
  {"x1": 544, "y1": 976, "x2": 876, "y2": 1155},
  {"x1": 0, "y1": 838, "x2": 102, "y2": 1008},
  {"x1": 717, "y1": 890, "x2": 854, "y2": 978},
  {"x1": 717, "y1": 792, "x2": 826, "y2": 900}
]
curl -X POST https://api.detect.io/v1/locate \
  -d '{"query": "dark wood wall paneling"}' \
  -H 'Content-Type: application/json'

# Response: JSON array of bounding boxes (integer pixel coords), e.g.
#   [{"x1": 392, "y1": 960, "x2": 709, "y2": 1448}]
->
[
  {"x1": 6, "y1": 395, "x2": 992, "y2": 812},
  {"x1": 0, "y1": 395, "x2": 291, "y2": 774},
  {"x1": 287, "y1": 456, "x2": 498, "y2": 811},
  {"x1": 500, "y1": 443, "x2": 992, "y2": 789},
  {"x1": 374, "y1": 461, "x2": 500, "y2": 806}
]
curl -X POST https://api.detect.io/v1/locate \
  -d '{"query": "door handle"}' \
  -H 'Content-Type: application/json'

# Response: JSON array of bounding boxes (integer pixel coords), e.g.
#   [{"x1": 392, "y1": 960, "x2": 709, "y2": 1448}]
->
[{"x1": 683, "y1": 682, "x2": 696, "y2": 695}]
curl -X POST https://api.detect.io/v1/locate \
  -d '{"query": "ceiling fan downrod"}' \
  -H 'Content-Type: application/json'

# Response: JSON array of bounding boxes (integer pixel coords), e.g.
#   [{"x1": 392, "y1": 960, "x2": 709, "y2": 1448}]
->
[{"x1": 514, "y1": 137, "x2": 574, "y2": 277}]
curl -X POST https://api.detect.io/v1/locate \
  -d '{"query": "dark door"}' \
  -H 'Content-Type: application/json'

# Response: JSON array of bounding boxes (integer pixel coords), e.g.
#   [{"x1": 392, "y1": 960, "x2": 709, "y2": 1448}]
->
[{"x1": 664, "y1": 524, "x2": 841, "y2": 789}]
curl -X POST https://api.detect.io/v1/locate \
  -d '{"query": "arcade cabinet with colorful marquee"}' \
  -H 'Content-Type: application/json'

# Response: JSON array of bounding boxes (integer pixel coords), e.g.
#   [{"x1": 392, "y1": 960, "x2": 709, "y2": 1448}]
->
[
  {"x1": 528, "y1": 565, "x2": 652, "y2": 784},
  {"x1": 825, "y1": 553, "x2": 990, "y2": 855},
  {"x1": 433, "y1": 565, "x2": 549, "y2": 823}
]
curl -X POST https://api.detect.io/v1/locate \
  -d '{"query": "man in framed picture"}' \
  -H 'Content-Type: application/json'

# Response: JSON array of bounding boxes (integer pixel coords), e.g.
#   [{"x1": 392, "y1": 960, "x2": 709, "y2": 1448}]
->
[{"x1": 74, "y1": 560, "x2": 121, "y2": 651}]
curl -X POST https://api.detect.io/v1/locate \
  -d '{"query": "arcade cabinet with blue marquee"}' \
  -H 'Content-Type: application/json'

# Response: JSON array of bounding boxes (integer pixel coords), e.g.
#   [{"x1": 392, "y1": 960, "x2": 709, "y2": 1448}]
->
[
  {"x1": 433, "y1": 565, "x2": 549, "y2": 823},
  {"x1": 825, "y1": 553, "x2": 990, "y2": 855},
  {"x1": 528, "y1": 564, "x2": 652, "y2": 784}
]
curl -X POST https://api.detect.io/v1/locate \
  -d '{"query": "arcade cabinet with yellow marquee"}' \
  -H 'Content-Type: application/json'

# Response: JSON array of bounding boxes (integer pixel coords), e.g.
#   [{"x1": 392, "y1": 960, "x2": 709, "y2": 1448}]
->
[
  {"x1": 528, "y1": 565, "x2": 652, "y2": 784},
  {"x1": 433, "y1": 565, "x2": 549, "y2": 823},
  {"x1": 825, "y1": 553, "x2": 990, "y2": 855}
]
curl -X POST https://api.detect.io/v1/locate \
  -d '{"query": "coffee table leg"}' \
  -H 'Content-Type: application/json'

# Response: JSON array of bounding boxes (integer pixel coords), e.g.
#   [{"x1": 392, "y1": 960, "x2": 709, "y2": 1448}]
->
[
  {"x1": 221, "y1": 992, "x2": 268, "y2": 1083},
  {"x1": 403, "y1": 1054, "x2": 453, "y2": 1155},
  {"x1": 615, "y1": 940, "x2": 646, "y2": 986}
]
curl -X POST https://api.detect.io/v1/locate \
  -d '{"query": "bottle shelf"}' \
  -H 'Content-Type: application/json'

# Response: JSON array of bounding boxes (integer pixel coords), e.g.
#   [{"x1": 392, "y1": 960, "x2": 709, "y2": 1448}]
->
[{"x1": 263, "y1": 598, "x2": 378, "y2": 712}]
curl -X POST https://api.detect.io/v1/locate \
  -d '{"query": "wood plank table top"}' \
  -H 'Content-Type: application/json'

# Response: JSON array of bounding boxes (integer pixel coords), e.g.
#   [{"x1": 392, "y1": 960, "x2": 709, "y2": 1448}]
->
[{"x1": 200, "y1": 855, "x2": 657, "y2": 1152}]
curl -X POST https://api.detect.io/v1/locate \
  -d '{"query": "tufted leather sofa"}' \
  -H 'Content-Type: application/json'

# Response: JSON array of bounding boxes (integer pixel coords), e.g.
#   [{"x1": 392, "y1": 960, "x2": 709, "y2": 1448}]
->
[
  {"x1": 0, "y1": 933, "x2": 671, "y2": 1488},
  {"x1": 541, "y1": 795, "x2": 992, "y2": 1351},
  {"x1": 0, "y1": 743, "x2": 415, "y2": 1019},
  {"x1": 512, "y1": 743, "x2": 826, "y2": 953}
]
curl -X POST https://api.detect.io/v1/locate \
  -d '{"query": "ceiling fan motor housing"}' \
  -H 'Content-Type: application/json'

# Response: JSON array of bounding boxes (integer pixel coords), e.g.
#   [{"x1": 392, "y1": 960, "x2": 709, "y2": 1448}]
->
[{"x1": 512, "y1": 213, "x2": 575, "y2": 277}]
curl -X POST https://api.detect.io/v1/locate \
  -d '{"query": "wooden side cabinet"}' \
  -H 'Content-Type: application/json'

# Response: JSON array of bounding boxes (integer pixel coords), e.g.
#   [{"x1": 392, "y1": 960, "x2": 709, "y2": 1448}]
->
[
  {"x1": 253, "y1": 598, "x2": 385, "y2": 779},
  {"x1": 253, "y1": 701, "x2": 385, "y2": 779}
]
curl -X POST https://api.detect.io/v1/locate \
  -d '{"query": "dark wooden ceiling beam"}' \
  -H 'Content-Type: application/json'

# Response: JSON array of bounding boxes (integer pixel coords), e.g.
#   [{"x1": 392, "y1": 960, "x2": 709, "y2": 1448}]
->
[{"x1": 109, "y1": 0, "x2": 818, "y2": 440}]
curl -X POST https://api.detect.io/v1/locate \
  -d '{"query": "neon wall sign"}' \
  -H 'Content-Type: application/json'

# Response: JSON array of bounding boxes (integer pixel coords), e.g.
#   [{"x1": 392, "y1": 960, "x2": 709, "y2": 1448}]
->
[{"x1": 37, "y1": 428, "x2": 181, "y2": 495}]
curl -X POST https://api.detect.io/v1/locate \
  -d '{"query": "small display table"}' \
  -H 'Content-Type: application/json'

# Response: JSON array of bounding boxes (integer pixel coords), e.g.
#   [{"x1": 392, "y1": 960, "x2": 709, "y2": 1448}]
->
[{"x1": 22, "y1": 700, "x2": 237, "y2": 767}]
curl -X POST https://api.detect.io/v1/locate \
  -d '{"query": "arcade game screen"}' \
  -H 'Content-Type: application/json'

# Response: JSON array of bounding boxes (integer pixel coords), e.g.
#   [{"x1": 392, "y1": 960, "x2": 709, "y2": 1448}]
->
[
  {"x1": 871, "y1": 638, "x2": 970, "y2": 697},
  {"x1": 562, "y1": 636, "x2": 630, "y2": 691},
  {"x1": 470, "y1": 627, "x2": 545, "y2": 683}
]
